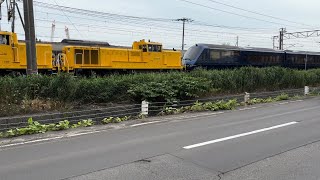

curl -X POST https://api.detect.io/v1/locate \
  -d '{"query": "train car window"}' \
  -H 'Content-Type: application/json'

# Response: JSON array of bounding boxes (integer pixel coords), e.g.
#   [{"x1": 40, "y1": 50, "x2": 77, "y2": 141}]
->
[
  {"x1": 75, "y1": 49, "x2": 83, "y2": 64},
  {"x1": 157, "y1": 45, "x2": 162, "y2": 52},
  {"x1": 91, "y1": 50, "x2": 99, "y2": 64},
  {"x1": 210, "y1": 50, "x2": 220, "y2": 60},
  {"x1": 183, "y1": 46, "x2": 202, "y2": 60},
  {"x1": 234, "y1": 51, "x2": 240, "y2": 56},
  {"x1": 199, "y1": 49, "x2": 209, "y2": 60},
  {"x1": 221, "y1": 51, "x2": 234, "y2": 58},
  {"x1": 139, "y1": 45, "x2": 142, "y2": 50},
  {"x1": 148, "y1": 45, "x2": 152, "y2": 52}
]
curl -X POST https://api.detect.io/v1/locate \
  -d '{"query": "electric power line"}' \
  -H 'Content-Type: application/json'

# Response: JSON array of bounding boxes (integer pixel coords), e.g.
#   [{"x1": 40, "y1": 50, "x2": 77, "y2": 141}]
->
[
  {"x1": 177, "y1": 0, "x2": 311, "y2": 29},
  {"x1": 204, "y1": 0, "x2": 317, "y2": 28}
]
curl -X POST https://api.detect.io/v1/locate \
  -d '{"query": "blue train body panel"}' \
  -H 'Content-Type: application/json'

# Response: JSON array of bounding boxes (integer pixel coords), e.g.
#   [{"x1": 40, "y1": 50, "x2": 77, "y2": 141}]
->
[{"x1": 183, "y1": 44, "x2": 320, "y2": 69}]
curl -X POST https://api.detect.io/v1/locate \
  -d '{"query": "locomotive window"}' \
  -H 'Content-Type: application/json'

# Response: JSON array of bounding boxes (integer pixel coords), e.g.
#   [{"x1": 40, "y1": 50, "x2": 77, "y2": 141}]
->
[
  {"x1": 210, "y1": 50, "x2": 220, "y2": 60},
  {"x1": 75, "y1": 49, "x2": 83, "y2": 64},
  {"x1": 142, "y1": 45, "x2": 147, "y2": 52},
  {"x1": 91, "y1": 50, "x2": 99, "y2": 64},
  {"x1": 147, "y1": 45, "x2": 162, "y2": 52},
  {"x1": 0, "y1": 35, "x2": 9, "y2": 45},
  {"x1": 84, "y1": 50, "x2": 90, "y2": 64}
]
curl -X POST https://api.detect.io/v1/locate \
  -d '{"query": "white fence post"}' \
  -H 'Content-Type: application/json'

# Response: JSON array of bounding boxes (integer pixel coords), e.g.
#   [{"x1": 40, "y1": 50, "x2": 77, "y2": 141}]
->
[
  {"x1": 305, "y1": 86, "x2": 310, "y2": 95},
  {"x1": 141, "y1": 100, "x2": 149, "y2": 115},
  {"x1": 244, "y1": 92, "x2": 250, "y2": 105}
]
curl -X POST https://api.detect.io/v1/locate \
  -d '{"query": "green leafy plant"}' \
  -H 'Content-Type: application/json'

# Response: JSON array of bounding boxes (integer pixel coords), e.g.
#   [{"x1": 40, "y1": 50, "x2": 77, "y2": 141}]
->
[
  {"x1": 102, "y1": 116, "x2": 131, "y2": 124},
  {"x1": 137, "y1": 113, "x2": 147, "y2": 119},
  {"x1": 275, "y1": 93, "x2": 290, "y2": 101},
  {"x1": 72, "y1": 119, "x2": 94, "y2": 128},
  {"x1": 102, "y1": 117, "x2": 114, "y2": 124},
  {"x1": 52, "y1": 120, "x2": 70, "y2": 131}
]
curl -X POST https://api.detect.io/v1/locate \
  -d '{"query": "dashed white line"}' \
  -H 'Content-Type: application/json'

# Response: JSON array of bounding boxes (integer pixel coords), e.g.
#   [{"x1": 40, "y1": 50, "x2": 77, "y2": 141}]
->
[
  {"x1": 130, "y1": 121, "x2": 162, "y2": 127},
  {"x1": 239, "y1": 107, "x2": 257, "y2": 111},
  {"x1": 183, "y1": 121, "x2": 299, "y2": 150},
  {"x1": 279, "y1": 102, "x2": 289, "y2": 105}
]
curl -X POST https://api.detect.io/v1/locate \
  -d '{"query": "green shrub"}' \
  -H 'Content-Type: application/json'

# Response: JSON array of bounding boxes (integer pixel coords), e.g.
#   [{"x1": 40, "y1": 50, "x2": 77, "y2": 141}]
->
[
  {"x1": 128, "y1": 75, "x2": 211, "y2": 102},
  {"x1": 1, "y1": 67, "x2": 320, "y2": 117}
]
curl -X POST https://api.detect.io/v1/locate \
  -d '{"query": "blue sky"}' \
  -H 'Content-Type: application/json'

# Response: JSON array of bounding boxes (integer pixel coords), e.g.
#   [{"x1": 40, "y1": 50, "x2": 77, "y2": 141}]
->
[{"x1": 1, "y1": 0, "x2": 320, "y2": 51}]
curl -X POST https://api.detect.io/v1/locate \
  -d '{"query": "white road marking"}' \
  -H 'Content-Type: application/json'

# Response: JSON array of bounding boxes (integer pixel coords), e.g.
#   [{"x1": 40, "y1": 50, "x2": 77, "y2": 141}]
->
[
  {"x1": 130, "y1": 121, "x2": 162, "y2": 127},
  {"x1": 0, "y1": 136, "x2": 64, "y2": 148},
  {"x1": 183, "y1": 121, "x2": 298, "y2": 150},
  {"x1": 279, "y1": 102, "x2": 289, "y2": 105},
  {"x1": 238, "y1": 107, "x2": 257, "y2": 111},
  {"x1": 212, "y1": 112, "x2": 225, "y2": 115},
  {"x1": 0, "y1": 130, "x2": 110, "y2": 149}
]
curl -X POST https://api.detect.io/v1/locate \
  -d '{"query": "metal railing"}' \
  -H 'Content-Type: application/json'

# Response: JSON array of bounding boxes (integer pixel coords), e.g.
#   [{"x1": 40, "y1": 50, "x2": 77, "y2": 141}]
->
[{"x1": 0, "y1": 86, "x2": 313, "y2": 132}]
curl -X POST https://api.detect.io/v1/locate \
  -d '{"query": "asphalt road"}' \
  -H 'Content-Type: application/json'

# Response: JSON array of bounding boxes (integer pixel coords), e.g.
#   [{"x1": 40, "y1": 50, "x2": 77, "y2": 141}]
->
[{"x1": 1, "y1": 97, "x2": 320, "y2": 180}]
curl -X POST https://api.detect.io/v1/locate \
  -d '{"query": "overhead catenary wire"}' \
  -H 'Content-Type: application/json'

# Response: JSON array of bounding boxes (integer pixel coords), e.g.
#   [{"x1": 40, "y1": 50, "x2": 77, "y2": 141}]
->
[
  {"x1": 204, "y1": 0, "x2": 318, "y2": 28},
  {"x1": 177, "y1": 0, "x2": 311, "y2": 29},
  {"x1": 5, "y1": 1, "x2": 320, "y2": 51},
  {"x1": 30, "y1": 1, "x2": 278, "y2": 33}
]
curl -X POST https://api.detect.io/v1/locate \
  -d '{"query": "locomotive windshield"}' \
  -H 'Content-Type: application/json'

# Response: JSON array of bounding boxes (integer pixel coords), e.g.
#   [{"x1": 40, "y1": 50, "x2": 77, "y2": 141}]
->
[{"x1": 183, "y1": 45, "x2": 202, "y2": 61}]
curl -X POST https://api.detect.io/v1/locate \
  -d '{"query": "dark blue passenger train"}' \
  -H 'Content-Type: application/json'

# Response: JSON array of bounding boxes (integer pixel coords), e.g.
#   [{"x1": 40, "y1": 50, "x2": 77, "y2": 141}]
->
[{"x1": 183, "y1": 44, "x2": 320, "y2": 70}]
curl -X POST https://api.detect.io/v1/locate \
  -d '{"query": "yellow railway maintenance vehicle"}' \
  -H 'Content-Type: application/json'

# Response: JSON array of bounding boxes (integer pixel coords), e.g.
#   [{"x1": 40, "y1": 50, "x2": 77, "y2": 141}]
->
[
  {"x1": 58, "y1": 39, "x2": 183, "y2": 75},
  {"x1": 0, "y1": 31, "x2": 182, "y2": 75},
  {"x1": 0, "y1": 31, "x2": 53, "y2": 75}
]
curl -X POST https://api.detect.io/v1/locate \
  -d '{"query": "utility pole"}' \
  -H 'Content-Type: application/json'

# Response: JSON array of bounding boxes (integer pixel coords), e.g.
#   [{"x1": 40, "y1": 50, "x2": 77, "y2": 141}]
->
[
  {"x1": 65, "y1": 26, "x2": 70, "y2": 39},
  {"x1": 176, "y1": 18, "x2": 193, "y2": 51},
  {"x1": 50, "y1": 20, "x2": 55, "y2": 42},
  {"x1": 236, "y1": 36, "x2": 239, "y2": 47},
  {"x1": 0, "y1": 0, "x2": 4, "y2": 30},
  {"x1": 279, "y1": 28, "x2": 286, "y2": 50},
  {"x1": 23, "y1": 0, "x2": 37, "y2": 75},
  {"x1": 305, "y1": 54, "x2": 308, "y2": 71},
  {"x1": 8, "y1": 0, "x2": 16, "y2": 32}
]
